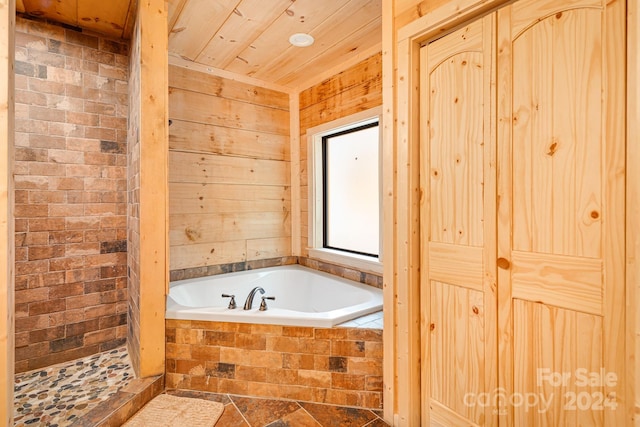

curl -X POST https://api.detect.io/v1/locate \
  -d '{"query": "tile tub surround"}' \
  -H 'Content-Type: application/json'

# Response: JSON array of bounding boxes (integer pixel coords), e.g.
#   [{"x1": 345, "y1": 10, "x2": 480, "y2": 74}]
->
[
  {"x1": 14, "y1": 346, "x2": 134, "y2": 426},
  {"x1": 166, "y1": 319, "x2": 384, "y2": 409}
]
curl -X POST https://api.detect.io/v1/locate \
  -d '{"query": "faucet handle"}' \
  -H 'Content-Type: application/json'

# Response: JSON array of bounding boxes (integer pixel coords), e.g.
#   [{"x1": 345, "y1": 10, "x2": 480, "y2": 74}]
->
[
  {"x1": 222, "y1": 294, "x2": 236, "y2": 309},
  {"x1": 259, "y1": 296, "x2": 275, "y2": 311}
]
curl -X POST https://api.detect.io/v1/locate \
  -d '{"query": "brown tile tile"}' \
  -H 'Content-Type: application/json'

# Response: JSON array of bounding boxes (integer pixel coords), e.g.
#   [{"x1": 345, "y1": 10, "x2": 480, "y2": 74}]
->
[
  {"x1": 120, "y1": 376, "x2": 159, "y2": 394},
  {"x1": 348, "y1": 358, "x2": 382, "y2": 376},
  {"x1": 299, "y1": 402, "x2": 377, "y2": 427},
  {"x1": 218, "y1": 378, "x2": 249, "y2": 395},
  {"x1": 265, "y1": 368, "x2": 298, "y2": 384},
  {"x1": 231, "y1": 396, "x2": 301, "y2": 427},
  {"x1": 282, "y1": 326, "x2": 315, "y2": 337},
  {"x1": 251, "y1": 324, "x2": 284, "y2": 335},
  {"x1": 236, "y1": 365, "x2": 267, "y2": 382},
  {"x1": 323, "y1": 389, "x2": 361, "y2": 407},
  {"x1": 248, "y1": 350, "x2": 283, "y2": 368},
  {"x1": 267, "y1": 336, "x2": 300, "y2": 353},
  {"x1": 364, "y1": 417, "x2": 391, "y2": 427},
  {"x1": 237, "y1": 332, "x2": 267, "y2": 350},
  {"x1": 297, "y1": 369, "x2": 331, "y2": 388},
  {"x1": 332, "y1": 373, "x2": 365, "y2": 390},
  {"x1": 217, "y1": 402, "x2": 250, "y2": 427},
  {"x1": 314, "y1": 328, "x2": 348, "y2": 340},
  {"x1": 365, "y1": 376, "x2": 383, "y2": 392},
  {"x1": 332, "y1": 340, "x2": 366, "y2": 357},
  {"x1": 282, "y1": 353, "x2": 315, "y2": 370},
  {"x1": 347, "y1": 329, "x2": 383, "y2": 342},
  {"x1": 206, "y1": 362, "x2": 236, "y2": 379},
  {"x1": 246, "y1": 381, "x2": 283, "y2": 399},
  {"x1": 204, "y1": 330, "x2": 236, "y2": 346},
  {"x1": 266, "y1": 408, "x2": 322, "y2": 427},
  {"x1": 365, "y1": 342, "x2": 383, "y2": 359},
  {"x1": 329, "y1": 356, "x2": 348, "y2": 372},
  {"x1": 360, "y1": 392, "x2": 382, "y2": 410}
]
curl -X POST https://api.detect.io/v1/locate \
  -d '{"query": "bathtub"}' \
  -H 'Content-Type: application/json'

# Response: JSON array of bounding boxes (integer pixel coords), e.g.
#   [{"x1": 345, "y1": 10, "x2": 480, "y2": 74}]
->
[{"x1": 166, "y1": 265, "x2": 383, "y2": 328}]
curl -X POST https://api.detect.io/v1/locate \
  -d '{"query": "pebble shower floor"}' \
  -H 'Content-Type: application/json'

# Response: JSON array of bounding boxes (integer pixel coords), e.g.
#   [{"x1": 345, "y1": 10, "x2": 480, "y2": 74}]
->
[{"x1": 13, "y1": 346, "x2": 134, "y2": 426}]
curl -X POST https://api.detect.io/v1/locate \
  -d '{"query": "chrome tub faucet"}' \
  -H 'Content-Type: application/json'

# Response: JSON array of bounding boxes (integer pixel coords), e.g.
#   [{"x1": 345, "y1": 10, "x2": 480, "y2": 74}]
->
[{"x1": 243, "y1": 286, "x2": 265, "y2": 310}]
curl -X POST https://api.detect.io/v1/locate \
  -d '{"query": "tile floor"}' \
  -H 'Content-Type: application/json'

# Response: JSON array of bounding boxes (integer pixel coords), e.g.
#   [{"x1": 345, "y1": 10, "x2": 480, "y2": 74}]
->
[
  {"x1": 13, "y1": 346, "x2": 134, "y2": 427},
  {"x1": 166, "y1": 389, "x2": 389, "y2": 427}
]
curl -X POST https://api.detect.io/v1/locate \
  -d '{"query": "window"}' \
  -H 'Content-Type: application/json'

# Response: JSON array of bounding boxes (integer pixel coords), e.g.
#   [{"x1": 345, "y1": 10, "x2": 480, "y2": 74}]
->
[{"x1": 307, "y1": 107, "x2": 382, "y2": 274}]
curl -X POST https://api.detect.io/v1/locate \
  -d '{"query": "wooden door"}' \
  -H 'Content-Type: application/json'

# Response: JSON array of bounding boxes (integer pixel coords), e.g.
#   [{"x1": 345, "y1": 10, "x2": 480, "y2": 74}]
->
[
  {"x1": 420, "y1": 14, "x2": 497, "y2": 427},
  {"x1": 420, "y1": 0, "x2": 626, "y2": 425},
  {"x1": 496, "y1": 0, "x2": 626, "y2": 425}
]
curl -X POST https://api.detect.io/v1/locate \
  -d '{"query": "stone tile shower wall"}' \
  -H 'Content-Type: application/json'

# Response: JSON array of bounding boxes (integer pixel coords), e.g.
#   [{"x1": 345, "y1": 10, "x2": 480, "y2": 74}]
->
[
  {"x1": 166, "y1": 320, "x2": 383, "y2": 409},
  {"x1": 14, "y1": 16, "x2": 128, "y2": 372}
]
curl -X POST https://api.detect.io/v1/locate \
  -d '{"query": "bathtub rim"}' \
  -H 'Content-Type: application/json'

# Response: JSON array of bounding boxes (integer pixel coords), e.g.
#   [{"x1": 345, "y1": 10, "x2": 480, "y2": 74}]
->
[{"x1": 165, "y1": 264, "x2": 383, "y2": 328}]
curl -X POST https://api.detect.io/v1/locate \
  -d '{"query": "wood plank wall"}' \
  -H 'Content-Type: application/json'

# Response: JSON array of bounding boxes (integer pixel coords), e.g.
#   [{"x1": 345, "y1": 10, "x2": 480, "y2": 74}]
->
[
  {"x1": 0, "y1": 0, "x2": 14, "y2": 423},
  {"x1": 127, "y1": 0, "x2": 168, "y2": 378},
  {"x1": 298, "y1": 53, "x2": 382, "y2": 257},
  {"x1": 168, "y1": 65, "x2": 291, "y2": 271}
]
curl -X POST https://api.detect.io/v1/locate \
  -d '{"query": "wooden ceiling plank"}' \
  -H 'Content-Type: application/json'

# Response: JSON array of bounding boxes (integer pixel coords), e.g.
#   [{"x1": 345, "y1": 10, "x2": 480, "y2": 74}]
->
[
  {"x1": 16, "y1": 0, "x2": 25, "y2": 13},
  {"x1": 168, "y1": 0, "x2": 241, "y2": 61},
  {"x1": 277, "y1": 18, "x2": 381, "y2": 87},
  {"x1": 166, "y1": 0, "x2": 188, "y2": 31},
  {"x1": 123, "y1": 0, "x2": 139, "y2": 39},
  {"x1": 223, "y1": 0, "x2": 342, "y2": 78},
  {"x1": 77, "y1": 0, "x2": 131, "y2": 38},
  {"x1": 22, "y1": 0, "x2": 77, "y2": 28},
  {"x1": 252, "y1": 0, "x2": 381, "y2": 82},
  {"x1": 194, "y1": 0, "x2": 294, "y2": 69}
]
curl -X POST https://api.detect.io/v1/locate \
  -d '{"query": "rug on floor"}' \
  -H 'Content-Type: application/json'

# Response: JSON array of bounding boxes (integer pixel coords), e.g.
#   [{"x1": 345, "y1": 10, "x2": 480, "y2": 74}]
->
[{"x1": 123, "y1": 394, "x2": 225, "y2": 427}]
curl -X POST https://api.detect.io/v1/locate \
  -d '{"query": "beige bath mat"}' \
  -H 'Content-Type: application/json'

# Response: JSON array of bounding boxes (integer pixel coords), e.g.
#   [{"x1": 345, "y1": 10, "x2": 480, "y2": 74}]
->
[{"x1": 123, "y1": 394, "x2": 224, "y2": 427}]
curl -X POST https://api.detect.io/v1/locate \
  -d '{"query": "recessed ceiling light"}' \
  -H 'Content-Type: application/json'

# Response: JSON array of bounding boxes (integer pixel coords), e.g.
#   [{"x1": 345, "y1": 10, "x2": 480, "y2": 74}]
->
[{"x1": 289, "y1": 33, "x2": 314, "y2": 47}]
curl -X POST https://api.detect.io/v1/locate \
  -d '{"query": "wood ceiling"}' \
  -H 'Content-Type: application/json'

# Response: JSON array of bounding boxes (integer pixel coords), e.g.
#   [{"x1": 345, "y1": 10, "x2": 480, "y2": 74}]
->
[
  {"x1": 16, "y1": 0, "x2": 138, "y2": 39},
  {"x1": 16, "y1": 0, "x2": 382, "y2": 90},
  {"x1": 167, "y1": 0, "x2": 382, "y2": 88}
]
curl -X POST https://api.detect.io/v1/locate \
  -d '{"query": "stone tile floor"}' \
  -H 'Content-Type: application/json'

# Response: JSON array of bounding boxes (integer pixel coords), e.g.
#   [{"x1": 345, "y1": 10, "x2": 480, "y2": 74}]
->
[
  {"x1": 167, "y1": 389, "x2": 389, "y2": 427},
  {"x1": 13, "y1": 346, "x2": 134, "y2": 427}
]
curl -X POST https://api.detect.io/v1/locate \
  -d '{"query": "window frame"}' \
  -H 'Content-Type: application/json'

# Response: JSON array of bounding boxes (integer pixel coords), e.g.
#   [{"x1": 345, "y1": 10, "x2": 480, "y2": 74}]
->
[{"x1": 306, "y1": 106, "x2": 383, "y2": 274}]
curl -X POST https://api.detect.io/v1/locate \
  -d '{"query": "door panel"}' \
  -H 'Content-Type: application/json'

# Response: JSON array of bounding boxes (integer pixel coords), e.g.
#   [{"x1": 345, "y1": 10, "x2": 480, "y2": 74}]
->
[
  {"x1": 421, "y1": 14, "x2": 497, "y2": 426},
  {"x1": 513, "y1": 300, "x2": 604, "y2": 426},
  {"x1": 497, "y1": 0, "x2": 626, "y2": 425},
  {"x1": 511, "y1": 7, "x2": 603, "y2": 258},
  {"x1": 430, "y1": 282, "x2": 486, "y2": 423}
]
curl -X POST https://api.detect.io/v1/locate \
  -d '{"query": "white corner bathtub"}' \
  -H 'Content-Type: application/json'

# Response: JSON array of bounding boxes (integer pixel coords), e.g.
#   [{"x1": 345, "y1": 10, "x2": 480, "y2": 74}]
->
[{"x1": 166, "y1": 265, "x2": 383, "y2": 328}]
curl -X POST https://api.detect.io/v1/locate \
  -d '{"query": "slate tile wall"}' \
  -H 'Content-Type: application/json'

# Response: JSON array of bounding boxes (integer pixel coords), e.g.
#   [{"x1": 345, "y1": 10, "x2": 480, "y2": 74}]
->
[{"x1": 14, "y1": 15, "x2": 129, "y2": 372}]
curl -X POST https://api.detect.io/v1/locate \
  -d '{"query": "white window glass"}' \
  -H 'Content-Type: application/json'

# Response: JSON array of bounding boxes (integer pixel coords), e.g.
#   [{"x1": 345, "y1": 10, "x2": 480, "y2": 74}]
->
[{"x1": 323, "y1": 123, "x2": 379, "y2": 257}]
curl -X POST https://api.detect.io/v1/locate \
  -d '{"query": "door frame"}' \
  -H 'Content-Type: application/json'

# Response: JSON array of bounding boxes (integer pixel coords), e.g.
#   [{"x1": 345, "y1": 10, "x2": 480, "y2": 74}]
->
[{"x1": 390, "y1": 0, "x2": 639, "y2": 424}]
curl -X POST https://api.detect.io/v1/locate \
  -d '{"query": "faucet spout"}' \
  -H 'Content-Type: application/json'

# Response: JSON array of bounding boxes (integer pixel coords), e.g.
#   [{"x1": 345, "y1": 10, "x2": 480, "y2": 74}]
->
[{"x1": 243, "y1": 286, "x2": 265, "y2": 310}]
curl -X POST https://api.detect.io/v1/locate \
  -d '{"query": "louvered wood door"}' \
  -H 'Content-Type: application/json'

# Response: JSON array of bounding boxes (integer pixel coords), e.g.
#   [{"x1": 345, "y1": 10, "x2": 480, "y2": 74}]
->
[
  {"x1": 420, "y1": 14, "x2": 498, "y2": 427},
  {"x1": 496, "y1": 0, "x2": 626, "y2": 425},
  {"x1": 420, "y1": 0, "x2": 627, "y2": 425}
]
